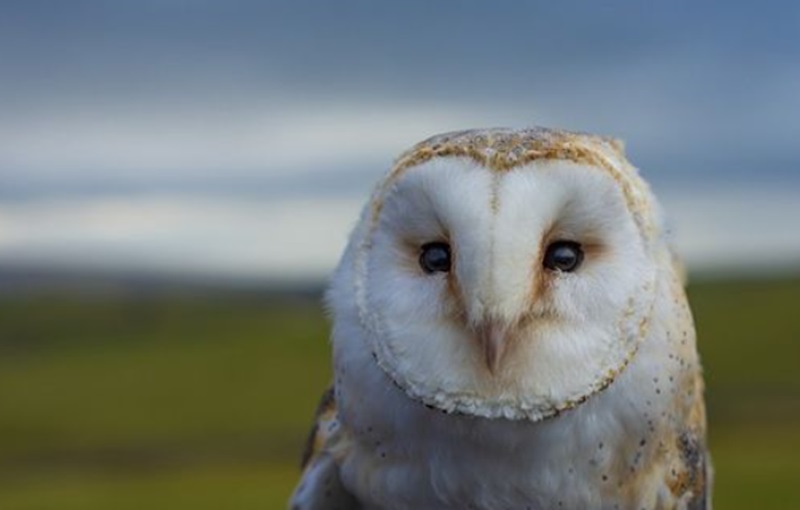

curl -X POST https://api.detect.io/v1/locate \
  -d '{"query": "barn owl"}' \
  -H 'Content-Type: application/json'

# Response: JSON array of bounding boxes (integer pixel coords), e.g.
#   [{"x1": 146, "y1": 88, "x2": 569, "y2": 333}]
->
[{"x1": 289, "y1": 127, "x2": 711, "y2": 510}]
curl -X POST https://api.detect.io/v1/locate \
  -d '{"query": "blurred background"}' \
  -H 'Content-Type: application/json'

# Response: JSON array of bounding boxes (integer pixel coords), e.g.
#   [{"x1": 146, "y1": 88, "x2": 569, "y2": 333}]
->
[{"x1": 1, "y1": 2, "x2": 798, "y2": 508}]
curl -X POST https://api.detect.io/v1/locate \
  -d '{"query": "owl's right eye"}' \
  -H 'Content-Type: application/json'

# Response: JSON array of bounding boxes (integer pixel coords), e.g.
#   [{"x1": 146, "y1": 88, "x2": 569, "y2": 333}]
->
[{"x1": 419, "y1": 242, "x2": 451, "y2": 274}]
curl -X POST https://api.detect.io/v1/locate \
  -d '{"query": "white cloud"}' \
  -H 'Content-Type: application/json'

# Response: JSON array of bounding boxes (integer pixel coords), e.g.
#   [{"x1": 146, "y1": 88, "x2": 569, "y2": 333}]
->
[
  {"x1": 661, "y1": 187, "x2": 800, "y2": 273},
  {"x1": 0, "y1": 195, "x2": 362, "y2": 281},
  {"x1": 0, "y1": 102, "x2": 500, "y2": 180},
  {"x1": 4, "y1": 67, "x2": 799, "y2": 189},
  {"x1": 0, "y1": 187, "x2": 798, "y2": 281}
]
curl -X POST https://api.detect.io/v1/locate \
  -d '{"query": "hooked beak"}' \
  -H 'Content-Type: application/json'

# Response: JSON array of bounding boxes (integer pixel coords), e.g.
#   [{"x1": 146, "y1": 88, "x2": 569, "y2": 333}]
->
[{"x1": 475, "y1": 320, "x2": 515, "y2": 374}]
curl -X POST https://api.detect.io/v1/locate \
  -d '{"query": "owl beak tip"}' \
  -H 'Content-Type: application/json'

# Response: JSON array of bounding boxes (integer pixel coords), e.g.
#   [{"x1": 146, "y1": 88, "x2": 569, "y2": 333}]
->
[{"x1": 477, "y1": 320, "x2": 513, "y2": 374}]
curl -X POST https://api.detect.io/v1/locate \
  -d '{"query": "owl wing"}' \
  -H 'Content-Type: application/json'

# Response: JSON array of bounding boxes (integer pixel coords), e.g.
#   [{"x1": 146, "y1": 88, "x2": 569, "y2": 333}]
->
[
  {"x1": 666, "y1": 430, "x2": 711, "y2": 509},
  {"x1": 663, "y1": 373, "x2": 713, "y2": 509},
  {"x1": 288, "y1": 387, "x2": 361, "y2": 510}
]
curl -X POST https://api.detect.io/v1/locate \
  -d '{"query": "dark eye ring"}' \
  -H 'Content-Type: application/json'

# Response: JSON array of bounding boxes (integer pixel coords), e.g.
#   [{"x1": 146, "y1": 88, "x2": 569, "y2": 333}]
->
[
  {"x1": 543, "y1": 240, "x2": 584, "y2": 272},
  {"x1": 419, "y1": 242, "x2": 451, "y2": 274}
]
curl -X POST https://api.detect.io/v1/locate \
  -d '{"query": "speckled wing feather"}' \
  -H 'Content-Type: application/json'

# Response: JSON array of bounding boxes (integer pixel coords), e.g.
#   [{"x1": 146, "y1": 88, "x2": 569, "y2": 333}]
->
[
  {"x1": 675, "y1": 432, "x2": 711, "y2": 509},
  {"x1": 288, "y1": 388, "x2": 360, "y2": 510},
  {"x1": 662, "y1": 370, "x2": 712, "y2": 509}
]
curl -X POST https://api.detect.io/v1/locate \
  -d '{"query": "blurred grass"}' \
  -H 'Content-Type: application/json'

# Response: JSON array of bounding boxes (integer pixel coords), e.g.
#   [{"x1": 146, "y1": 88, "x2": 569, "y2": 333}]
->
[{"x1": 0, "y1": 278, "x2": 798, "y2": 509}]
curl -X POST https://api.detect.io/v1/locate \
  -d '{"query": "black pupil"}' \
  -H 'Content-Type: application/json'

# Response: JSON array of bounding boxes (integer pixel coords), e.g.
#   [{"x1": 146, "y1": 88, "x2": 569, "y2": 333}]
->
[
  {"x1": 420, "y1": 242, "x2": 451, "y2": 273},
  {"x1": 544, "y1": 241, "x2": 583, "y2": 272}
]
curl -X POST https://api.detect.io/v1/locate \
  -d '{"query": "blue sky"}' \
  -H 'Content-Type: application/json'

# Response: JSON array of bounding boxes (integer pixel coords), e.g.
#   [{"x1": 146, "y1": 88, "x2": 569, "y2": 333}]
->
[{"x1": 1, "y1": 2, "x2": 799, "y2": 280}]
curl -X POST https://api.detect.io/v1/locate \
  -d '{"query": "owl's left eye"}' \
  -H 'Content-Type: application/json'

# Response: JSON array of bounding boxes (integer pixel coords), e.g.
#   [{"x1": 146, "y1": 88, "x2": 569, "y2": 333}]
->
[
  {"x1": 543, "y1": 240, "x2": 584, "y2": 272},
  {"x1": 419, "y1": 242, "x2": 451, "y2": 274}
]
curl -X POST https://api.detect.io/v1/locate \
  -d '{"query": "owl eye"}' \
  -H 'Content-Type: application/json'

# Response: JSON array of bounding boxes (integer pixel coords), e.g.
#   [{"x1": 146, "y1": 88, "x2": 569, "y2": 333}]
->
[
  {"x1": 543, "y1": 240, "x2": 584, "y2": 272},
  {"x1": 419, "y1": 242, "x2": 451, "y2": 274}
]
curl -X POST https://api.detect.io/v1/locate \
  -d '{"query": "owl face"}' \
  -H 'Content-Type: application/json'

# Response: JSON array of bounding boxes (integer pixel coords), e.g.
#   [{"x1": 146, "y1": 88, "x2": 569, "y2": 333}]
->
[{"x1": 332, "y1": 129, "x2": 662, "y2": 421}]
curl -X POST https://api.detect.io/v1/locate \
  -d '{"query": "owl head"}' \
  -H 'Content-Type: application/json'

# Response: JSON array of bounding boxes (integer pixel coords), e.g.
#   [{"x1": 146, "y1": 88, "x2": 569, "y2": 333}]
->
[{"x1": 328, "y1": 127, "x2": 664, "y2": 421}]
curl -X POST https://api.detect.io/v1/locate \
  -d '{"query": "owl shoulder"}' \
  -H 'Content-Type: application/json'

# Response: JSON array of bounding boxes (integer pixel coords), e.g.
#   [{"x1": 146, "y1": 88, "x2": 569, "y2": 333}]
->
[{"x1": 289, "y1": 387, "x2": 361, "y2": 510}]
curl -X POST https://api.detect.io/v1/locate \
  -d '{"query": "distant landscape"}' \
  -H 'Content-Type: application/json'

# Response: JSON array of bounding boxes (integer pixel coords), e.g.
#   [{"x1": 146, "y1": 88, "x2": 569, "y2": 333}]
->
[{"x1": 0, "y1": 270, "x2": 798, "y2": 509}]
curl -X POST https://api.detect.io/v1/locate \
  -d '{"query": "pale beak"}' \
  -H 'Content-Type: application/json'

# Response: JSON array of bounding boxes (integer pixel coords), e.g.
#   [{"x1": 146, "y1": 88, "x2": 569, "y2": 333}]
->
[{"x1": 475, "y1": 320, "x2": 513, "y2": 374}]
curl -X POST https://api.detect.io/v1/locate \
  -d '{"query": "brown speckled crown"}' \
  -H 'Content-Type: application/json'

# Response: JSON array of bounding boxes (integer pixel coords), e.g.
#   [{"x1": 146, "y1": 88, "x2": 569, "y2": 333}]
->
[{"x1": 392, "y1": 127, "x2": 625, "y2": 174}]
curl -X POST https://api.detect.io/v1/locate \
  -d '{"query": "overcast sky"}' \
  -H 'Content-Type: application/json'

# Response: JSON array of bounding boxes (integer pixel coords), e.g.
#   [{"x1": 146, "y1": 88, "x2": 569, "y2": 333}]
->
[{"x1": 1, "y1": 2, "x2": 799, "y2": 281}]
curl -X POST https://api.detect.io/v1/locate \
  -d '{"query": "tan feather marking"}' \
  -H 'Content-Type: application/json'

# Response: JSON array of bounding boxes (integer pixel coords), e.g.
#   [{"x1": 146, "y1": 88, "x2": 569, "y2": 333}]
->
[
  {"x1": 300, "y1": 387, "x2": 337, "y2": 469},
  {"x1": 445, "y1": 246, "x2": 467, "y2": 321},
  {"x1": 658, "y1": 366, "x2": 708, "y2": 506},
  {"x1": 528, "y1": 221, "x2": 557, "y2": 308},
  {"x1": 666, "y1": 428, "x2": 709, "y2": 508}
]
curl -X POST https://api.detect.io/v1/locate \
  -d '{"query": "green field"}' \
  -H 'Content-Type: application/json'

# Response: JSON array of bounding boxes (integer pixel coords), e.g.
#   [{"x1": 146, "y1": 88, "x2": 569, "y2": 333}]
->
[{"x1": 1, "y1": 278, "x2": 799, "y2": 509}]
